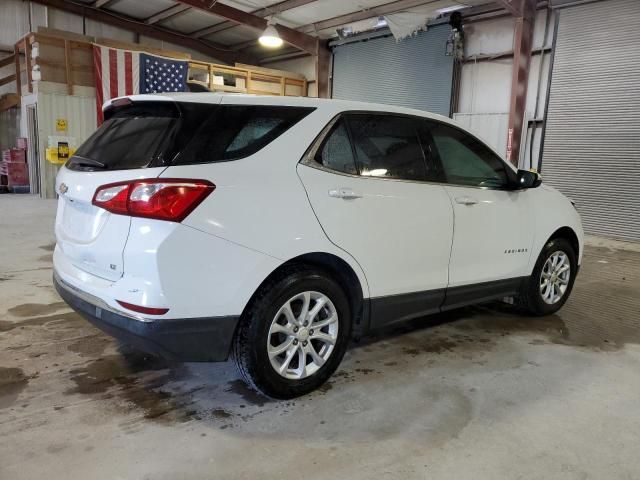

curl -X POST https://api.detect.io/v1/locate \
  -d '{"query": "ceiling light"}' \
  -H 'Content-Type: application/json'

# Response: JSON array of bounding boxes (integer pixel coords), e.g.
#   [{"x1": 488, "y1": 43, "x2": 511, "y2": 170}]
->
[{"x1": 259, "y1": 19, "x2": 283, "y2": 48}]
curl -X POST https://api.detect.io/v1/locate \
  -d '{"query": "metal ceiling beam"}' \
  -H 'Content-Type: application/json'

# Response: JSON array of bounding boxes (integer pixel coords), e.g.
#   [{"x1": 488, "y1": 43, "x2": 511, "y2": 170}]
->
[
  {"x1": 175, "y1": 0, "x2": 318, "y2": 54},
  {"x1": 30, "y1": 0, "x2": 254, "y2": 64},
  {"x1": 145, "y1": 4, "x2": 191, "y2": 25},
  {"x1": 190, "y1": 0, "x2": 319, "y2": 39}
]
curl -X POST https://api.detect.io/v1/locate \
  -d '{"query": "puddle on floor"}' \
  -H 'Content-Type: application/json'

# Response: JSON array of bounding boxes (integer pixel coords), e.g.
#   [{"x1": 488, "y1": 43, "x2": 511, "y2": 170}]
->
[
  {"x1": 64, "y1": 351, "x2": 200, "y2": 425},
  {"x1": 0, "y1": 312, "x2": 83, "y2": 333},
  {"x1": 0, "y1": 367, "x2": 30, "y2": 409},
  {"x1": 8, "y1": 302, "x2": 68, "y2": 318}
]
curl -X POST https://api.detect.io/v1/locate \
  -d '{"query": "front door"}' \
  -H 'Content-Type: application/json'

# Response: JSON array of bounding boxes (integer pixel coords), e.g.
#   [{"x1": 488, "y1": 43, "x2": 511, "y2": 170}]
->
[
  {"x1": 422, "y1": 120, "x2": 535, "y2": 306},
  {"x1": 298, "y1": 113, "x2": 454, "y2": 327}
]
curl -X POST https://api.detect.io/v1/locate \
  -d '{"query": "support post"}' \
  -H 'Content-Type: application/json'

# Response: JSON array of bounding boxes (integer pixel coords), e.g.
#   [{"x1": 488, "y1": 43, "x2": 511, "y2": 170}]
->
[
  {"x1": 25, "y1": 38, "x2": 33, "y2": 93},
  {"x1": 64, "y1": 40, "x2": 72, "y2": 95},
  {"x1": 315, "y1": 40, "x2": 331, "y2": 99},
  {"x1": 14, "y1": 44, "x2": 21, "y2": 95},
  {"x1": 506, "y1": 0, "x2": 536, "y2": 166}
]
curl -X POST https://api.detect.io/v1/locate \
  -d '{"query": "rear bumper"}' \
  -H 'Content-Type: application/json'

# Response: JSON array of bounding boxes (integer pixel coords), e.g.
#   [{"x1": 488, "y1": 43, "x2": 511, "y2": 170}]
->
[{"x1": 54, "y1": 272, "x2": 239, "y2": 362}]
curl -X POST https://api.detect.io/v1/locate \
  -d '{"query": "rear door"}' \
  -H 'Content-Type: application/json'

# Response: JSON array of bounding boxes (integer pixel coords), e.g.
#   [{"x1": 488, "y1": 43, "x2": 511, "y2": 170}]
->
[
  {"x1": 54, "y1": 99, "x2": 206, "y2": 281},
  {"x1": 298, "y1": 113, "x2": 454, "y2": 327}
]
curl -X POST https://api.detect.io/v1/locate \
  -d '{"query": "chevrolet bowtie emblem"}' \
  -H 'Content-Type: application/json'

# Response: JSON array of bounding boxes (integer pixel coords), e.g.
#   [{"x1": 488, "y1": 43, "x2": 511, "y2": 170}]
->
[{"x1": 59, "y1": 183, "x2": 68, "y2": 195}]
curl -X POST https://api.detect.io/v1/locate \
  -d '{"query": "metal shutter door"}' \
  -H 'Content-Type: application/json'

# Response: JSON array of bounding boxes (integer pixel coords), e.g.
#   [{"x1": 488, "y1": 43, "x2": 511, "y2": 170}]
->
[
  {"x1": 542, "y1": 0, "x2": 640, "y2": 241},
  {"x1": 332, "y1": 25, "x2": 454, "y2": 116}
]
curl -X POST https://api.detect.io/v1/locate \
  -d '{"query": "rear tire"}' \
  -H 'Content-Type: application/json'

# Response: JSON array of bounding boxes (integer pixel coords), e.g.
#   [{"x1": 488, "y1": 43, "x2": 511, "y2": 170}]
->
[
  {"x1": 517, "y1": 237, "x2": 577, "y2": 316},
  {"x1": 233, "y1": 266, "x2": 351, "y2": 399}
]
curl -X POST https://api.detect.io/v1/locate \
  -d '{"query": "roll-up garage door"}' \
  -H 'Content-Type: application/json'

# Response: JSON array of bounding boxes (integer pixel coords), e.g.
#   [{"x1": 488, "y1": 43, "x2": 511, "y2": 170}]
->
[
  {"x1": 541, "y1": 0, "x2": 640, "y2": 241},
  {"x1": 332, "y1": 24, "x2": 454, "y2": 116}
]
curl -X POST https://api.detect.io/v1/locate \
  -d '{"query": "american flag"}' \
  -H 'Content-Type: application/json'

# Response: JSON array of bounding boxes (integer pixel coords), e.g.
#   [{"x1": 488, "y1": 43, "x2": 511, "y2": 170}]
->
[{"x1": 93, "y1": 44, "x2": 188, "y2": 124}]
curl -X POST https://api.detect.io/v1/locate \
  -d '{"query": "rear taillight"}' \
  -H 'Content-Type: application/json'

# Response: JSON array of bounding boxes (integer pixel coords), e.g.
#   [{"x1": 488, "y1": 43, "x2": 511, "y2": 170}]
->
[{"x1": 92, "y1": 179, "x2": 215, "y2": 222}]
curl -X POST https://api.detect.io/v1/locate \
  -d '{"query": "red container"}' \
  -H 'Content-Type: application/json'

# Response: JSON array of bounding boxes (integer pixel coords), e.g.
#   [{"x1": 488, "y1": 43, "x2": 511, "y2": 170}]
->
[
  {"x1": 4, "y1": 148, "x2": 26, "y2": 163},
  {"x1": 7, "y1": 161, "x2": 29, "y2": 187}
]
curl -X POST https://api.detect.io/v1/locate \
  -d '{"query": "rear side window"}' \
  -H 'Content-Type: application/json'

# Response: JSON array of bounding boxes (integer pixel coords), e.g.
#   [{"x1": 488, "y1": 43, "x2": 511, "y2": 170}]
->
[
  {"x1": 346, "y1": 114, "x2": 428, "y2": 181},
  {"x1": 314, "y1": 119, "x2": 357, "y2": 175},
  {"x1": 175, "y1": 105, "x2": 314, "y2": 165},
  {"x1": 67, "y1": 102, "x2": 314, "y2": 171}
]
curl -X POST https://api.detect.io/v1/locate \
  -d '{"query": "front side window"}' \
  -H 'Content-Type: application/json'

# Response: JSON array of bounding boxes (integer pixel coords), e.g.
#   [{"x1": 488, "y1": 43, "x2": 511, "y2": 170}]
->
[
  {"x1": 346, "y1": 114, "x2": 428, "y2": 181},
  {"x1": 426, "y1": 121, "x2": 514, "y2": 188},
  {"x1": 314, "y1": 119, "x2": 358, "y2": 175}
]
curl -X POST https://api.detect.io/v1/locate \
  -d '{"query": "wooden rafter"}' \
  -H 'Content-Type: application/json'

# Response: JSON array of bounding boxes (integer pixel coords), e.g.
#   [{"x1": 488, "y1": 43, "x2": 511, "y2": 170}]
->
[
  {"x1": 29, "y1": 0, "x2": 255, "y2": 64},
  {"x1": 495, "y1": 0, "x2": 524, "y2": 16},
  {"x1": 175, "y1": 0, "x2": 319, "y2": 54},
  {"x1": 230, "y1": 0, "x2": 443, "y2": 51},
  {"x1": 92, "y1": 0, "x2": 120, "y2": 8},
  {"x1": 145, "y1": 4, "x2": 192, "y2": 25},
  {"x1": 190, "y1": 0, "x2": 319, "y2": 39},
  {"x1": 298, "y1": 0, "x2": 442, "y2": 34}
]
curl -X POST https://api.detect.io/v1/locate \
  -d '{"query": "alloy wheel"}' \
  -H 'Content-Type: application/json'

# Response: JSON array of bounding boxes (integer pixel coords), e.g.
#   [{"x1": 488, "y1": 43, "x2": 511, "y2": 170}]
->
[
  {"x1": 539, "y1": 250, "x2": 571, "y2": 305},
  {"x1": 267, "y1": 291, "x2": 339, "y2": 380}
]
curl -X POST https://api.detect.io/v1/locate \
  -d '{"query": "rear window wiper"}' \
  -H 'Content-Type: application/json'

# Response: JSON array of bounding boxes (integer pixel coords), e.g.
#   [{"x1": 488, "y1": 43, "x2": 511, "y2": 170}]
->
[{"x1": 68, "y1": 156, "x2": 107, "y2": 169}]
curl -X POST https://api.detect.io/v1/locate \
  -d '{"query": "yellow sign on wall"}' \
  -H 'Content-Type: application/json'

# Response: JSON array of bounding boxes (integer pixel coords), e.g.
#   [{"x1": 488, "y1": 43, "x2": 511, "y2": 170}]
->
[{"x1": 56, "y1": 118, "x2": 68, "y2": 132}]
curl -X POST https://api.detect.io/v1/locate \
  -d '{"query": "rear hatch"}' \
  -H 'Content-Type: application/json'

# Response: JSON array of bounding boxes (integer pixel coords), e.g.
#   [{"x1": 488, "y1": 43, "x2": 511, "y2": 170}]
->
[{"x1": 55, "y1": 97, "x2": 214, "y2": 281}]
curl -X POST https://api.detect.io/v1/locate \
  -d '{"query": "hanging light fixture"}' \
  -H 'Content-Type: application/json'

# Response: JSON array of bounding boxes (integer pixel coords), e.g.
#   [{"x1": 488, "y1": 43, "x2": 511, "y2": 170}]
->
[{"x1": 259, "y1": 17, "x2": 283, "y2": 48}]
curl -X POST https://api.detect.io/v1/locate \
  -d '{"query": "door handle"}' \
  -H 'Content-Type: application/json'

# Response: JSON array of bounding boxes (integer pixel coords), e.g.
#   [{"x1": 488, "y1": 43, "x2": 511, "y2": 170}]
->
[
  {"x1": 455, "y1": 196, "x2": 478, "y2": 205},
  {"x1": 328, "y1": 188, "x2": 362, "y2": 200}
]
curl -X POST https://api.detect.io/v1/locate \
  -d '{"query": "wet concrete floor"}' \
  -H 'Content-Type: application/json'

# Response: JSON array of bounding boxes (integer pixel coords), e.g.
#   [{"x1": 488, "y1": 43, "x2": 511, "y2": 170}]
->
[{"x1": 1, "y1": 195, "x2": 639, "y2": 480}]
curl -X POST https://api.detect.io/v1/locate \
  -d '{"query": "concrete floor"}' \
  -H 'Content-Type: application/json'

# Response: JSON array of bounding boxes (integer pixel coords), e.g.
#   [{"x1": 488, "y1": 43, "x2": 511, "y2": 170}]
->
[{"x1": 2, "y1": 195, "x2": 640, "y2": 480}]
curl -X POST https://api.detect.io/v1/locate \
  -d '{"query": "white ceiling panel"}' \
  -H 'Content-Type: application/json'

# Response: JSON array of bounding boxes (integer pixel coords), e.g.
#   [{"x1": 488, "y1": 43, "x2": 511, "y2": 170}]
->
[
  {"x1": 204, "y1": 24, "x2": 261, "y2": 45},
  {"x1": 217, "y1": 0, "x2": 289, "y2": 14},
  {"x1": 276, "y1": 0, "x2": 397, "y2": 27},
  {"x1": 107, "y1": 0, "x2": 178, "y2": 21},
  {"x1": 159, "y1": 8, "x2": 225, "y2": 33}
]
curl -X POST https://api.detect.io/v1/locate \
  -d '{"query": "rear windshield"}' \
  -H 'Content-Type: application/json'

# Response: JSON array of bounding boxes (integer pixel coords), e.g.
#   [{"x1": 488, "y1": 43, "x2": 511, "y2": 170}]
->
[{"x1": 67, "y1": 101, "x2": 315, "y2": 171}]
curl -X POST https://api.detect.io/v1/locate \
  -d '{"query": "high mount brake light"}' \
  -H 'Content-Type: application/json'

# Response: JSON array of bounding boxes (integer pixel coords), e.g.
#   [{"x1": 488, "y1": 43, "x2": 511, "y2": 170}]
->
[{"x1": 92, "y1": 179, "x2": 215, "y2": 222}]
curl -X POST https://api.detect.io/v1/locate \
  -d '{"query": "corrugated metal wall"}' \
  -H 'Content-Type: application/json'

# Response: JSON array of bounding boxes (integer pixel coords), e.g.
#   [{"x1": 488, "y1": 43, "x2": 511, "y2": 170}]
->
[
  {"x1": 541, "y1": 0, "x2": 640, "y2": 241},
  {"x1": 35, "y1": 92, "x2": 96, "y2": 198},
  {"x1": 331, "y1": 25, "x2": 454, "y2": 116}
]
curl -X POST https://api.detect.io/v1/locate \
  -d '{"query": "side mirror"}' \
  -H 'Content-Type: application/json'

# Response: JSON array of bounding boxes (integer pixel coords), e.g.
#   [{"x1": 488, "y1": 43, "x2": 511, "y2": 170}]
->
[{"x1": 516, "y1": 169, "x2": 542, "y2": 189}]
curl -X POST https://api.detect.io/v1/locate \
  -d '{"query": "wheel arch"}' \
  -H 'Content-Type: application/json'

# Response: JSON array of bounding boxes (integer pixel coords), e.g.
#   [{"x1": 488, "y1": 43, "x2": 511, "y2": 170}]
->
[
  {"x1": 527, "y1": 225, "x2": 583, "y2": 276},
  {"x1": 241, "y1": 252, "x2": 368, "y2": 336},
  {"x1": 548, "y1": 226, "x2": 580, "y2": 260}
]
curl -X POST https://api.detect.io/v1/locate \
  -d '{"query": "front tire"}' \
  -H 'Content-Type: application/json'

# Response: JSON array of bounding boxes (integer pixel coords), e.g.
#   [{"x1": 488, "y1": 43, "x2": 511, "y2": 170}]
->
[
  {"x1": 233, "y1": 266, "x2": 351, "y2": 399},
  {"x1": 518, "y1": 237, "x2": 577, "y2": 316}
]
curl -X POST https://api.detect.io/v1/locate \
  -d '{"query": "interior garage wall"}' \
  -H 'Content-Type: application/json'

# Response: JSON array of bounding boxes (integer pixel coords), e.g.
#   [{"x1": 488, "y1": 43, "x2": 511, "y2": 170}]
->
[
  {"x1": 541, "y1": 0, "x2": 640, "y2": 242},
  {"x1": 330, "y1": 25, "x2": 454, "y2": 116},
  {"x1": 0, "y1": 0, "x2": 225, "y2": 70},
  {"x1": 265, "y1": 56, "x2": 317, "y2": 97},
  {"x1": 456, "y1": 9, "x2": 555, "y2": 169},
  {"x1": 0, "y1": 1, "x2": 47, "y2": 96},
  {"x1": 0, "y1": 108, "x2": 20, "y2": 152}
]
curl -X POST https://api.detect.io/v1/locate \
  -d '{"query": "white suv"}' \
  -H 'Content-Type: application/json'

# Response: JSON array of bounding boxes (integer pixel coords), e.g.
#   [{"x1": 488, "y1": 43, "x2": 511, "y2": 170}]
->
[{"x1": 54, "y1": 93, "x2": 583, "y2": 398}]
